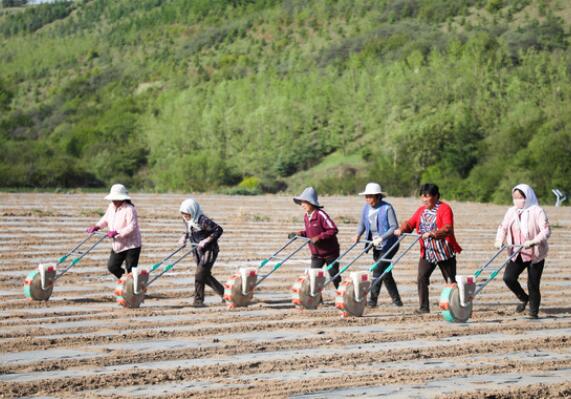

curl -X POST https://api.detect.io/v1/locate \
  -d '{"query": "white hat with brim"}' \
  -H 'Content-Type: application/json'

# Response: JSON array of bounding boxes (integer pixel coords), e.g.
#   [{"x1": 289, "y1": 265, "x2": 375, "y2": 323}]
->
[
  {"x1": 104, "y1": 184, "x2": 131, "y2": 201},
  {"x1": 293, "y1": 187, "x2": 323, "y2": 208},
  {"x1": 359, "y1": 182, "x2": 387, "y2": 196}
]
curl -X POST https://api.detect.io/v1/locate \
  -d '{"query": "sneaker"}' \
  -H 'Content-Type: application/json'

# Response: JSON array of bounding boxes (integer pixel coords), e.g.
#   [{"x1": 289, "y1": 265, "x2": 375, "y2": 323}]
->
[
  {"x1": 367, "y1": 299, "x2": 377, "y2": 308},
  {"x1": 192, "y1": 301, "x2": 206, "y2": 308},
  {"x1": 414, "y1": 308, "x2": 429, "y2": 314},
  {"x1": 515, "y1": 300, "x2": 528, "y2": 313},
  {"x1": 393, "y1": 299, "x2": 403, "y2": 307}
]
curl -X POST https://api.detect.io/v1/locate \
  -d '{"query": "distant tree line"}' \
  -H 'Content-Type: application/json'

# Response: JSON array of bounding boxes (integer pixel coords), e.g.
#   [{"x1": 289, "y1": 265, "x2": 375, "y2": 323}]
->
[{"x1": 0, "y1": 0, "x2": 569, "y2": 204}]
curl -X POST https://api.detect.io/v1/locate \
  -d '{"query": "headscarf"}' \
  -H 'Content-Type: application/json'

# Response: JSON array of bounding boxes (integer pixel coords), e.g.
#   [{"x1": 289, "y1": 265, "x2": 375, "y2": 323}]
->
[
  {"x1": 179, "y1": 198, "x2": 203, "y2": 231},
  {"x1": 512, "y1": 183, "x2": 539, "y2": 239}
]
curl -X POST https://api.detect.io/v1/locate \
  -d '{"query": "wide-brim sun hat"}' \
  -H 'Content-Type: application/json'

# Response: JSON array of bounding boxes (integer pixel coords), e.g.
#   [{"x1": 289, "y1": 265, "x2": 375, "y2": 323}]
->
[
  {"x1": 104, "y1": 184, "x2": 131, "y2": 201},
  {"x1": 293, "y1": 187, "x2": 323, "y2": 208},
  {"x1": 359, "y1": 182, "x2": 388, "y2": 196}
]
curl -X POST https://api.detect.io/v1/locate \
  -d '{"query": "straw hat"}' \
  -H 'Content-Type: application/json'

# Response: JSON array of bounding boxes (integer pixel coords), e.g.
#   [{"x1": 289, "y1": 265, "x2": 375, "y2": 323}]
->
[
  {"x1": 293, "y1": 187, "x2": 322, "y2": 208},
  {"x1": 359, "y1": 183, "x2": 387, "y2": 196},
  {"x1": 104, "y1": 184, "x2": 131, "y2": 201}
]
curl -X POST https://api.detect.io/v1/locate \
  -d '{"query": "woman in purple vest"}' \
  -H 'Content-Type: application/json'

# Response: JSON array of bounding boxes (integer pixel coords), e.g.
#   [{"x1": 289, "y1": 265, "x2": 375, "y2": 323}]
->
[{"x1": 353, "y1": 183, "x2": 402, "y2": 307}]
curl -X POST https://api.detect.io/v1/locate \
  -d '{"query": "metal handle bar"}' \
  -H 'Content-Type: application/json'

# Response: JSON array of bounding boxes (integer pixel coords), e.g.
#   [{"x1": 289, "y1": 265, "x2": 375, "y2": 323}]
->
[
  {"x1": 369, "y1": 233, "x2": 420, "y2": 273},
  {"x1": 370, "y1": 234, "x2": 421, "y2": 287},
  {"x1": 260, "y1": 235, "x2": 309, "y2": 268},
  {"x1": 54, "y1": 232, "x2": 108, "y2": 280},
  {"x1": 473, "y1": 246, "x2": 512, "y2": 278},
  {"x1": 255, "y1": 237, "x2": 310, "y2": 287},
  {"x1": 474, "y1": 245, "x2": 523, "y2": 296},
  {"x1": 146, "y1": 243, "x2": 199, "y2": 287},
  {"x1": 323, "y1": 241, "x2": 373, "y2": 288},
  {"x1": 148, "y1": 245, "x2": 188, "y2": 273}
]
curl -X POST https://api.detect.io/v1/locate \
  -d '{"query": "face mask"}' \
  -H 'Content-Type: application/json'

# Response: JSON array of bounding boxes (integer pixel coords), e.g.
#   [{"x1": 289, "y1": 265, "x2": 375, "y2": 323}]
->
[{"x1": 513, "y1": 198, "x2": 525, "y2": 209}]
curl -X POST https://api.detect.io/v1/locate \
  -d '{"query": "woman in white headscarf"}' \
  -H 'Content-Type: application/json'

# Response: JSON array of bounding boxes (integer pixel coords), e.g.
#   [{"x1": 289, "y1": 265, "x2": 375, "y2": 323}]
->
[
  {"x1": 178, "y1": 198, "x2": 225, "y2": 307},
  {"x1": 495, "y1": 184, "x2": 551, "y2": 318}
]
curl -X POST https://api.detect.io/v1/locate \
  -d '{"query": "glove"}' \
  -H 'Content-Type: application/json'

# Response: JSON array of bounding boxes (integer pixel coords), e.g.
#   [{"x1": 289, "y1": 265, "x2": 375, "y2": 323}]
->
[
  {"x1": 523, "y1": 240, "x2": 535, "y2": 249},
  {"x1": 106, "y1": 230, "x2": 119, "y2": 238},
  {"x1": 310, "y1": 236, "x2": 320, "y2": 244},
  {"x1": 178, "y1": 234, "x2": 187, "y2": 247},
  {"x1": 198, "y1": 238, "x2": 211, "y2": 250},
  {"x1": 494, "y1": 240, "x2": 503, "y2": 249},
  {"x1": 372, "y1": 237, "x2": 383, "y2": 247},
  {"x1": 288, "y1": 232, "x2": 297, "y2": 239},
  {"x1": 86, "y1": 225, "x2": 100, "y2": 234}
]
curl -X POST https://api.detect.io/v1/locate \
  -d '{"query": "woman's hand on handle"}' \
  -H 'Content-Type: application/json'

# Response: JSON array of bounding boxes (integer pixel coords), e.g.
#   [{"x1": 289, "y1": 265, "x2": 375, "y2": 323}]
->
[
  {"x1": 421, "y1": 231, "x2": 433, "y2": 240},
  {"x1": 86, "y1": 225, "x2": 100, "y2": 234},
  {"x1": 523, "y1": 240, "x2": 535, "y2": 249},
  {"x1": 178, "y1": 234, "x2": 187, "y2": 247}
]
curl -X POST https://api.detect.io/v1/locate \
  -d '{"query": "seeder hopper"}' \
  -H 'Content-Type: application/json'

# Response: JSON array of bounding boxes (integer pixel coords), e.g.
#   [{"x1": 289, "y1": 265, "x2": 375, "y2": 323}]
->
[
  {"x1": 291, "y1": 241, "x2": 373, "y2": 310},
  {"x1": 439, "y1": 245, "x2": 523, "y2": 323},
  {"x1": 224, "y1": 235, "x2": 309, "y2": 308},
  {"x1": 24, "y1": 232, "x2": 107, "y2": 301},
  {"x1": 114, "y1": 243, "x2": 198, "y2": 308},
  {"x1": 335, "y1": 233, "x2": 421, "y2": 317}
]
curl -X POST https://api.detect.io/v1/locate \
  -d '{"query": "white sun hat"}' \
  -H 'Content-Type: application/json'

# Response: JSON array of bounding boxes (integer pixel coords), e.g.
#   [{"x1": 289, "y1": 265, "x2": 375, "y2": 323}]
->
[
  {"x1": 359, "y1": 182, "x2": 387, "y2": 196},
  {"x1": 104, "y1": 184, "x2": 131, "y2": 201}
]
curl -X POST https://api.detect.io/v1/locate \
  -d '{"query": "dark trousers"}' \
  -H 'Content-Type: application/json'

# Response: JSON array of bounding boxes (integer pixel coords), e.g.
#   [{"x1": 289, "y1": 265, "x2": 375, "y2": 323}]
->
[
  {"x1": 108, "y1": 247, "x2": 141, "y2": 279},
  {"x1": 311, "y1": 254, "x2": 340, "y2": 289},
  {"x1": 194, "y1": 247, "x2": 224, "y2": 303},
  {"x1": 503, "y1": 255, "x2": 544, "y2": 315},
  {"x1": 370, "y1": 244, "x2": 401, "y2": 304},
  {"x1": 418, "y1": 256, "x2": 456, "y2": 311}
]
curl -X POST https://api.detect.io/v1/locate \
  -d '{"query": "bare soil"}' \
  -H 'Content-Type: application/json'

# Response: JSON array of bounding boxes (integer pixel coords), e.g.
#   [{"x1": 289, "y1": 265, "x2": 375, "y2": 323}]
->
[{"x1": 0, "y1": 193, "x2": 569, "y2": 398}]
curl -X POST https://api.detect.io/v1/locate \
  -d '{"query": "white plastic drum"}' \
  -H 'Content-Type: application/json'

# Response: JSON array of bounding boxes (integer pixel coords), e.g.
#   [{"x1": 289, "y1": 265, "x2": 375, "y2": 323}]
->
[
  {"x1": 224, "y1": 267, "x2": 257, "y2": 308},
  {"x1": 439, "y1": 284, "x2": 473, "y2": 323},
  {"x1": 291, "y1": 268, "x2": 326, "y2": 310},
  {"x1": 115, "y1": 269, "x2": 149, "y2": 309},
  {"x1": 335, "y1": 271, "x2": 371, "y2": 317},
  {"x1": 23, "y1": 263, "x2": 57, "y2": 301}
]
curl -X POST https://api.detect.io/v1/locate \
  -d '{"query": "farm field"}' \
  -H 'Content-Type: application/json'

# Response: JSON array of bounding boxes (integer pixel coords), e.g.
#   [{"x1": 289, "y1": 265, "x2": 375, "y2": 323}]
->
[{"x1": 1, "y1": 193, "x2": 570, "y2": 398}]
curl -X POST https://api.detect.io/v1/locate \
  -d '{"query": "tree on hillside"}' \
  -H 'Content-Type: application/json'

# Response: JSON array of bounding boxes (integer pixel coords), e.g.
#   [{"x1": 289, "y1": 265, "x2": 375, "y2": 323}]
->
[{"x1": 2, "y1": 0, "x2": 28, "y2": 7}]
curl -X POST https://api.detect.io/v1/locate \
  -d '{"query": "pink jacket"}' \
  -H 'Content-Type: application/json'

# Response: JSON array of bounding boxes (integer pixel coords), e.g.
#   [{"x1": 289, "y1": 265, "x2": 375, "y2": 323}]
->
[
  {"x1": 495, "y1": 205, "x2": 550, "y2": 264},
  {"x1": 96, "y1": 202, "x2": 142, "y2": 253}
]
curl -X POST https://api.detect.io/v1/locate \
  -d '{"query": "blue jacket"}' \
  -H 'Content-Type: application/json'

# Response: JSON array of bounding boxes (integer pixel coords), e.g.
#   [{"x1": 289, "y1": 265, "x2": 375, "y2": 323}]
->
[{"x1": 357, "y1": 201, "x2": 398, "y2": 252}]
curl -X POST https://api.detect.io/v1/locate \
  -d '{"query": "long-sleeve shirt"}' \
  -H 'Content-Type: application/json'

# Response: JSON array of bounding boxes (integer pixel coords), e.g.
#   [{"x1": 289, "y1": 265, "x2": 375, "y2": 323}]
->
[
  {"x1": 96, "y1": 202, "x2": 142, "y2": 253},
  {"x1": 297, "y1": 209, "x2": 340, "y2": 258},
  {"x1": 356, "y1": 201, "x2": 398, "y2": 251},
  {"x1": 496, "y1": 205, "x2": 550, "y2": 263},
  {"x1": 185, "y1": 214, "x2": 223, "y2": 252},
  {"x1": 399, "y1": 201, "x2": 462, "y2": 260}
]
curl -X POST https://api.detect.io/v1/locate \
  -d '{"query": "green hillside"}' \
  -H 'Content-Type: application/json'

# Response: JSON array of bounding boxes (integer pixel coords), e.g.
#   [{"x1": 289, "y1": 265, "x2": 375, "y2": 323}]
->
[{"x1": 1, "y1": 0, "x2": 570, "y2": 203}]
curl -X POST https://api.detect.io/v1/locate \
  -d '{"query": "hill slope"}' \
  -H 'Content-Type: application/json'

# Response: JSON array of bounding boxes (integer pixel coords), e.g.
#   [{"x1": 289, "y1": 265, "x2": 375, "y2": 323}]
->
[{"x1": 0, "y1": 0, "x2": 570, "y2": 203}]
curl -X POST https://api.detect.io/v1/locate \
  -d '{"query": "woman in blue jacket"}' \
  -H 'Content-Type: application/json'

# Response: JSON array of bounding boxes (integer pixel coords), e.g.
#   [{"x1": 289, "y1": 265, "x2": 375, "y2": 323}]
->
[{"x1": 353, "y1": 183, "x2": 403, "y2": 307}]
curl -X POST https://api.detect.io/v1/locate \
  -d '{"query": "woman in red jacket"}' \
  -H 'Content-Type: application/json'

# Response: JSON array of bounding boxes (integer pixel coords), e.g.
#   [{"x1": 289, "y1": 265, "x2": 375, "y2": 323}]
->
[
  {"x1": 395, "y1": 183, "x2": 462, "y2": 313},
  {"x1": 290, "y1": 187, "x2": 341, "y2": 288}
]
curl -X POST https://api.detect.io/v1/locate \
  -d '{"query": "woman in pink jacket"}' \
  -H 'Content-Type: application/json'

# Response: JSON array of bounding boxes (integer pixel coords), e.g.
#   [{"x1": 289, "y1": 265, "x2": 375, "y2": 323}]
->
[
  {"x1": 496, "y1": 183, "x2": 551, "y2": 319},
  {"x1": 87, "y1": 184, "x2": 142, "y2": 279}
]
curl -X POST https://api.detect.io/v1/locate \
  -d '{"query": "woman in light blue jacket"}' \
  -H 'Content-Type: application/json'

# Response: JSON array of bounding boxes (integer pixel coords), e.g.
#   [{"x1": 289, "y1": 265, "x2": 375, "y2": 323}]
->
[{"x1": 353, "y1": 183, "x2": 402, "y2": 308}]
